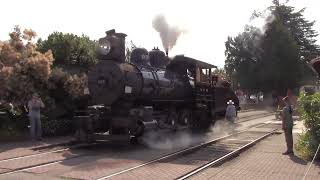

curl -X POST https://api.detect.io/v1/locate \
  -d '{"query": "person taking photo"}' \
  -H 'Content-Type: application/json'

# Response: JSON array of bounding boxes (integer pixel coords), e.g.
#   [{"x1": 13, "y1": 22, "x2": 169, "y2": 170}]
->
[{"x1": 28, "y1": 93, "x2": 45, "y2": 140}]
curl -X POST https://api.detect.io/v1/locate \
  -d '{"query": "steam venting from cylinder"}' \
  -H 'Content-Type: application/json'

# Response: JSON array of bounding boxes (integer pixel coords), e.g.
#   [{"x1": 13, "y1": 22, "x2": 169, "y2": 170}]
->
[{"x1": 152, "y1": 14, "x2": 183, "y2": 56}]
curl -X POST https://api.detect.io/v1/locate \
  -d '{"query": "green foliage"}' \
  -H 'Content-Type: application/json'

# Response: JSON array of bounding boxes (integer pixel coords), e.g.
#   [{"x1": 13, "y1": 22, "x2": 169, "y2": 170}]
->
[
  {"x1": 270, "y1": 0, "x2": 320, "y2": 61},
  {"x1": 0, "y1": 106, "x2": 29, "y2": 138},
  {"x1": 225, "y1": 1, "x2": 319, "y2": 95},
  {"x1": 258, "y1": 17, "x2": 303, "y2": 93},
  {"x1": 37, "y1": 32, "x2": 98, "y2": 69},
  {"x1": 225, "y1": 26, "x2": 263, "y2": 92},
  {"x1": 296, "y1": 93, "x2": 320, "y2": 159},
  {"x1": 41, "y1": 115, "x2": 74, "y2": 136}
]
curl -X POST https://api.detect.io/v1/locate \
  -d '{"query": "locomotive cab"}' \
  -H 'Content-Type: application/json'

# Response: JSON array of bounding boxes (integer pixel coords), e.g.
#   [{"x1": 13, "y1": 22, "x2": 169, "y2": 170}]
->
[
  {"x1": 167, "y1": 56, "x2": 218, "y2": 128},
  {"x1": 168, "y1": 55, "x2": 217, "y2": 89}
]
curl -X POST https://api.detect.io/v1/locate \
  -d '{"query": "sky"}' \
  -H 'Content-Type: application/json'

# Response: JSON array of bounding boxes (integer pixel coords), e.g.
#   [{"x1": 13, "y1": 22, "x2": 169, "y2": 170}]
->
[{"x1": 1, "y1": 0, "x2": 320, "y2": 68}]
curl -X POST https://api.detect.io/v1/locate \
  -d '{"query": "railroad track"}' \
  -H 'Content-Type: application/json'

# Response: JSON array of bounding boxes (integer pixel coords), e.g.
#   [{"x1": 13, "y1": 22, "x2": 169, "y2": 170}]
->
[
  {"x1": 0, "y1": 111, "x2": 276, "y2": 178},
  {"x1": 0, "y1": 110, "x2": 271, "y2": 163},
  {"x1": 0, "y1": 139, "x2": 77, "y2": 162},
  {"x1": 94, "y1": 120, "x2": 280, "y2": 180},
  {"x1": 176, "y1": 130, "x2": 276, "y2": 180},
  {"x1": 0, "y1": 140, "x2": 98, "y2": 164},
  {"x1": 0, "y1": 142, "x2": 101, "y2": 176},
  {"x1": 236, "y1": 111, "x2": 274, "y2": 123}
]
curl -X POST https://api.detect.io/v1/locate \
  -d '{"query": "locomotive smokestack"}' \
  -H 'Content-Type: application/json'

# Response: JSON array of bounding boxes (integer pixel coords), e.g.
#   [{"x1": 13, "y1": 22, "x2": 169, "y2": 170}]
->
[{"x1": 106, "y1": 29, "x2": 115, "y2": 36}]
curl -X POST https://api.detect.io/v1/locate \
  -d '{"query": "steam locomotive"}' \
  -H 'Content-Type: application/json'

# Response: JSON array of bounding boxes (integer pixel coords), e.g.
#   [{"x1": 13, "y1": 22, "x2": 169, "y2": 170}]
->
[{"x1": 74, "y1": 29, "x2": 239, "y2": 142}]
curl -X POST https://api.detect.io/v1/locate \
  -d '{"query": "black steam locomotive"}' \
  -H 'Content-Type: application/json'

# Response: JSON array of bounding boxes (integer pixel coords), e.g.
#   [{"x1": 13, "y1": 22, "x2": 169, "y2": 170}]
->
[{"x1": 74, "y1": 29, "x2": 239, "y2": 142}]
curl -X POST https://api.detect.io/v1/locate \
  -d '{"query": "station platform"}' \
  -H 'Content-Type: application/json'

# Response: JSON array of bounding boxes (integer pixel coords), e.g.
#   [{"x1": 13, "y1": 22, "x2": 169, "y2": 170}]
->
[{"x1": 191, "y1": 121, "x2": 320, "y2": 180}]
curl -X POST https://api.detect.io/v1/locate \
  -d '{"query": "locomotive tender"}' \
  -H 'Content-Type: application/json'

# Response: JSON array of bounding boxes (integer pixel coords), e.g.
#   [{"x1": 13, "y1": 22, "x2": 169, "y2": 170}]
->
[{"x1": 74, "y1": 29, "x2": 239, "y2": 142}]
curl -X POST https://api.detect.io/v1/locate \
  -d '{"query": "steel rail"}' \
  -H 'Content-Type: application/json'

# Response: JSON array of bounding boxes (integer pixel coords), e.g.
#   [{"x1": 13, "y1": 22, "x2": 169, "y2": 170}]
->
[
  {"x1": 236, "y1": 112, "x2": 274, "y2": 123},
  {"x1": 95, "y1": 121, "x2": 275, "y2": 180},
  {"x1": 0, "y1": 113, "x2": 275, "y2": 178},
  {"x1": 0, "y1": 154, "x2": 86, "y2": 176},
  {"x1": 0, "y1": 142, "x2": 96, "y2": 163},
  {"x1": 176, "y1": 129, "x2": 277, "y2": 180},
  {"x1": 0, "y1": 143, "x2": 100, "y2": 176}
]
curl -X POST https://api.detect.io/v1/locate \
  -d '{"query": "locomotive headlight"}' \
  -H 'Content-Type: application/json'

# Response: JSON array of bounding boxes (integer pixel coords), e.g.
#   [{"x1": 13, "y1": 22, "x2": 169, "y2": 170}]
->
[{"x1": 99, "y1": 40, "x2": 111, "y2": 55}]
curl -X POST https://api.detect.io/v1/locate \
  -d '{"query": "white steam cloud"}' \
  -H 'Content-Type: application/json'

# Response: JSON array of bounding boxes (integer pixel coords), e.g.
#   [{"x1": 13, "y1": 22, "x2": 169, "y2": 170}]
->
[
  {"x1": 250, "y1": 9, "x2": 275, "y2": 34},
  {"x1": 141, "y1": 119, "x2": 236, "y2": 150},
  {"x1": 152, "y1": 14, "x2": 184, "y2": 51}
]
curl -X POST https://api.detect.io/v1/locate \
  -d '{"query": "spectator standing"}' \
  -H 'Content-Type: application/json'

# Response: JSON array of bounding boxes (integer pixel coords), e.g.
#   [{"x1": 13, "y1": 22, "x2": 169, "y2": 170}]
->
[
  {"x1": 225, "y1": 100, "x2": 237, "y2": 123},
  {"x1": 28, "y1": 93, "x2": 45, "y2": 140},
  {"x1": 281, "y1": 96, "x2": 294, "y2": 155}
]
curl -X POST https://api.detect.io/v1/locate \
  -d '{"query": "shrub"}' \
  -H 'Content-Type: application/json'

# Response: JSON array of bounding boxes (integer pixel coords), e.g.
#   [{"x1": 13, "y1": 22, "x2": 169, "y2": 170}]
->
[
  {"x1": 0, "y1": 107, "x2": 29, "y2": 138},
  {"x1": 41, "y1": 116, "x2": 74, "y2": 136},
  {"x1": 1, "y1": 27, "x2": 90, "y2": 138},
  {"x1": 296, "y1": 92, "x2": 320, "y2": 160}
]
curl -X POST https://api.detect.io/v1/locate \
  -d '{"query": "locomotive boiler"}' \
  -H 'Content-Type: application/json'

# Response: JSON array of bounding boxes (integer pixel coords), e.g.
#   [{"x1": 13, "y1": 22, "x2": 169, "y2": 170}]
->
[{"x1": 74, "y1": 29, "x2": 239, "y2": 142}]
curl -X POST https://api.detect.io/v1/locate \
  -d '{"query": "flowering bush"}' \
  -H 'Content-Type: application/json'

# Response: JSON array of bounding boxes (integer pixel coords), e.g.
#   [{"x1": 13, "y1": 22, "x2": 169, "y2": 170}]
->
[
  {"x1": 0, "y1": 26, "x2": 89, "y2": 136},
  {"x1": 0, "y1": 26, "x2": 53, "y2": 104}
]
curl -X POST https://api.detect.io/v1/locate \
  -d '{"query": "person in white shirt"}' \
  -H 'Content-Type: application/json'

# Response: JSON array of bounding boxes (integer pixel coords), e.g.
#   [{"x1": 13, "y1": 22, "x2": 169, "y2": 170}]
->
[{"x1": 225, "y1": 100, "x2": 237, "y2": 123}]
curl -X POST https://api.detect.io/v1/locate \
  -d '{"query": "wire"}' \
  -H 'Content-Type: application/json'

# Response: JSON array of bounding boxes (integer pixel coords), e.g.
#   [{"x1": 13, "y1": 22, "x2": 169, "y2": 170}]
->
[{"x1": 302, "y1": 143, "x2": 320, "y2": 180}]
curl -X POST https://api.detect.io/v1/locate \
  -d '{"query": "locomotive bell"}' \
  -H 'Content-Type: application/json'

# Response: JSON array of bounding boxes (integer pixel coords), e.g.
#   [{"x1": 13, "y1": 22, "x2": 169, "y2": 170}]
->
[{"x1": 98, "y1": 29, "x2": 127, "y2": 62}]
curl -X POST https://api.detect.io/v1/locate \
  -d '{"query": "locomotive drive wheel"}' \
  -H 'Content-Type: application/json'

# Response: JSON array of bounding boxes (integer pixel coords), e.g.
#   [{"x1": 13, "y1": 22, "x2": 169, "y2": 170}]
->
[
  {"x1": 167, "y1": 111, "x2": 178, "y2": 131},
  {"x1": 178, "y1": 109, "x2": 193, "y2": 127}
]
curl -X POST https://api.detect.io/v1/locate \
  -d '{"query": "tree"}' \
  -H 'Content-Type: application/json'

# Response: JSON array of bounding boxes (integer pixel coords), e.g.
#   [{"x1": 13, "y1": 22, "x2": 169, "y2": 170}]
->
[
  {"x1": 0, "y1": 26, "x2": 53, "y2": 104},
  {"x1": 225, "y1": 1, "x2": 320, "y2": 95},
  {"x1": 0, "y1": 27, "x2": 88, "y2": 114},
  {"x1": 225, "y1": 26, "x2": 263, "y2": 92},
  {"x1": 269, "y1": 0, "x2": 320, "y2": 61},
  {"x1": 258, "y1": 17, "x2": 303, "y2": 94},
  {"x1": 37, "y1": 32, "x2": 98, "y2": 70}
]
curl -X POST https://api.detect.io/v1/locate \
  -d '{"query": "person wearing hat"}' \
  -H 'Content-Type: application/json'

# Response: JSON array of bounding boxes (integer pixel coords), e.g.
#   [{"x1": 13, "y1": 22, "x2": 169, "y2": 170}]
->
[
  {"x1": 281, "y1": 96, "x2": 294, "y2": 155},
  {"x1": 27, "y1": 93, "x2": 45, "y2": 140},
  {"x1": 225, "y1": 99, "x2": 237, "y2": 123}
]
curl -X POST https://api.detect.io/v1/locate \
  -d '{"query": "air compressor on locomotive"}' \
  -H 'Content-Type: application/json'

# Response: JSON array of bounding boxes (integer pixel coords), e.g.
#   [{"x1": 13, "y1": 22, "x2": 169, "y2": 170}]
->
[{"x1": 74, "y1": 29, "x2": 239, "y2": 142}]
